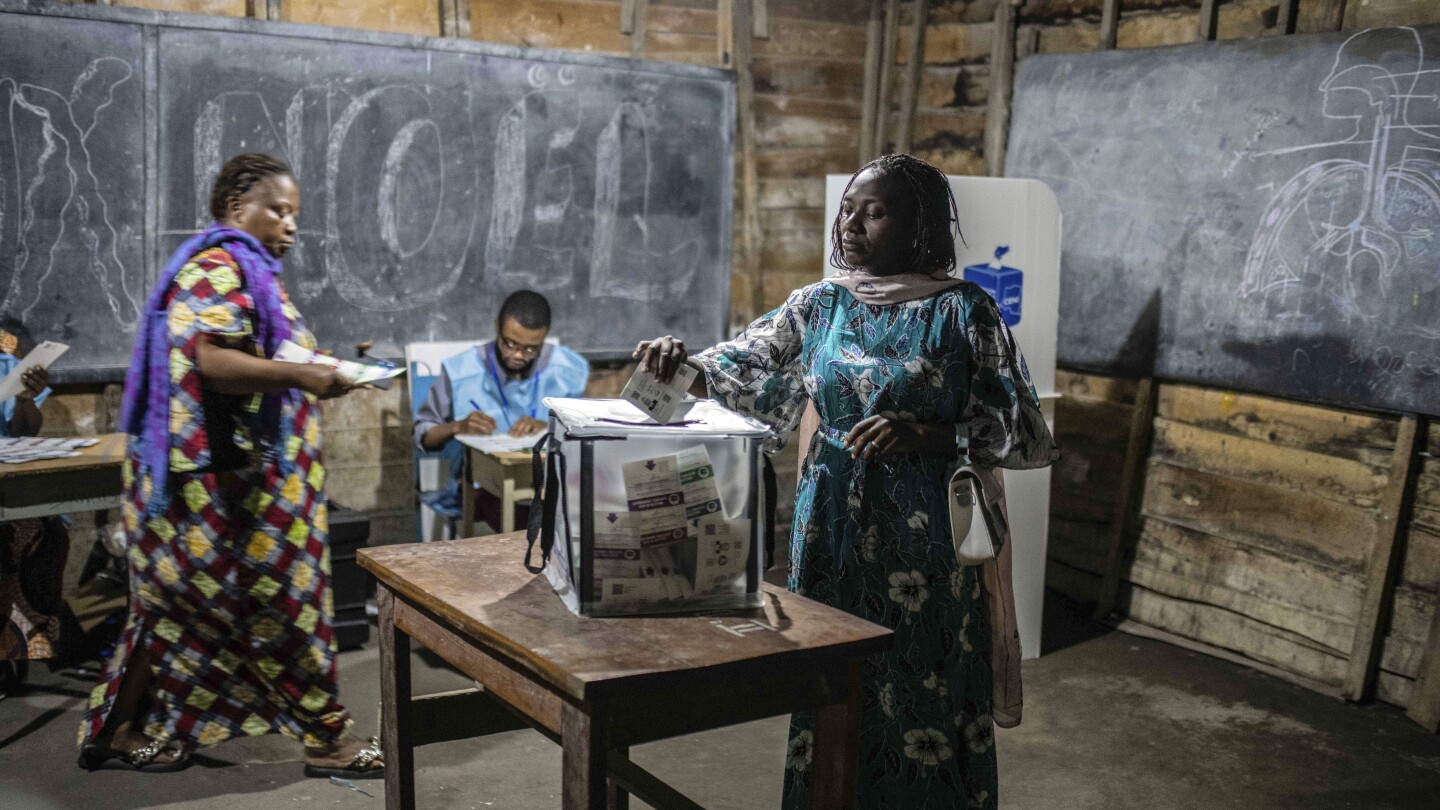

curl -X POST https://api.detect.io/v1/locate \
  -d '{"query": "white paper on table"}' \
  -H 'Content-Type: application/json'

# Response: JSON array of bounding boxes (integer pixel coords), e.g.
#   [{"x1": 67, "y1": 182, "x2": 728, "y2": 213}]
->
[
  {"x1": 0, "y1": 341, "x2": 68, "y2": 401},
  {"x1": 456, "y1": 434, "x2": 544, "y2": 454}
]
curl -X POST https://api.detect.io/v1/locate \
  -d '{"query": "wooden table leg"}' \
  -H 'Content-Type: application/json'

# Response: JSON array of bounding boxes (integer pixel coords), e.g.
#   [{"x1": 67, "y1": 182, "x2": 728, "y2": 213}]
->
[
  {"x1": 808, "y1": 661, "x2": 861, "y2": 810},
  {"x1": 378, "y1": 588, "x2": 416, "y2": 810},
  {"x1": 562, "y1": 702, "x2": 609, "y2": 810},
  {"x1": 500, "y1": 475, "x2": 516, "y2": 534},
  {"x1": 606, "y1": 745, "x2": 629, "y2": 810},
  {"x1": 461, "y1": 446, "x2": 475, "y2": 539}
]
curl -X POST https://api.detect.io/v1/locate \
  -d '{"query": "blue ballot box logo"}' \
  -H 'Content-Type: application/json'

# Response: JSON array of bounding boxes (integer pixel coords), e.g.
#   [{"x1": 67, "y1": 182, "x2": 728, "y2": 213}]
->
[{"x1": 963, "y1": 245, "x2": 1023, "y2": 326}]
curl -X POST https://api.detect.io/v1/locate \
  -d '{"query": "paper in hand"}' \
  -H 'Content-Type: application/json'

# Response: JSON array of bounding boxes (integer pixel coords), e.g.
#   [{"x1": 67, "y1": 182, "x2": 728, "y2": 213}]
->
[
  {"x1": 621, "y1": 363, "x2": 699, "y2": 424},
  {"x1": 273, "y1": 339, "x2": 405, "y2": 386},
  {"x1": 0, "y1": 341, "x2": 67, "y2": 401}
]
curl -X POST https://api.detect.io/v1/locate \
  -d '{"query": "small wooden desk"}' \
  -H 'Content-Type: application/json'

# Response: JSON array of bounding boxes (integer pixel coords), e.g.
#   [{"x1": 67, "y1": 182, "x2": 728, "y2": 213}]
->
[
  {"x1": 456, "y1": 437, "x2": 535, "y2": 536},
  {"x1": 359, "y1": 533, "x2": 892, "y2": 810},
  {"x1": 0, "y1": 433, "x2": 125, "y2": 521}
]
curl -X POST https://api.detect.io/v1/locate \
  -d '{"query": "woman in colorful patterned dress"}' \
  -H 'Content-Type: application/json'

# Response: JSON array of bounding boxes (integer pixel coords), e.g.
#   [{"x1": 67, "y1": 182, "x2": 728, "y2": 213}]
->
[
  {"x1": 635, "y1": 154, "x2": 1057, "y2": 809},
  {"x1": 78, "y1": 154, "x2": 382, "y2": 778}
]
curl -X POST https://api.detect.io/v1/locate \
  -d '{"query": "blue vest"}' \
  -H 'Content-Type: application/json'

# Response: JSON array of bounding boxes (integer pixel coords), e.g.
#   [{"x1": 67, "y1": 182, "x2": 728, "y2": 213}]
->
[{"x1": 438, "y1": 342, "x2": 590, "y2": 473}]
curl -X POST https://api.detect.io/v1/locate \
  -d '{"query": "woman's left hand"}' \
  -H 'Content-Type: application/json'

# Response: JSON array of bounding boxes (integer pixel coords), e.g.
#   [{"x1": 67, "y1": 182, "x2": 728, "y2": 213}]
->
[
  {"x1": 844, "y1": 414, "x2": 942, "y2": 461},
  {"x1": 17, "y1": 366, "x2": 47, "y2": 400}
]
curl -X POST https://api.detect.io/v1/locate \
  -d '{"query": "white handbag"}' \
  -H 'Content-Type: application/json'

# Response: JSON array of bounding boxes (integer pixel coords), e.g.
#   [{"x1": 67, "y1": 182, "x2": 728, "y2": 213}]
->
[{"x1": 947, "y1": 463, "x2": 1005, "y2": 566}]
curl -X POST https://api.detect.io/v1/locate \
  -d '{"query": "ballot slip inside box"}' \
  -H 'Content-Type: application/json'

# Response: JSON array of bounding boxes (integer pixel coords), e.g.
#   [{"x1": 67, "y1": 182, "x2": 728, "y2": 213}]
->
[{"x1": 534, "y1": 397, "x2": 772, "y2": 617}]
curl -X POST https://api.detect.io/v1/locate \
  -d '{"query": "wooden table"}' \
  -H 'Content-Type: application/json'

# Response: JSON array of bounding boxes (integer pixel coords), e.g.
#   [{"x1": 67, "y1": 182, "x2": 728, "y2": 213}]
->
[
  {"x1": 359, "y1": 533, "x2": 893, "y2": 810},
  {"x1": 0, "y1": 433, "x2": 125, "y2": 521},
  {"x1": 456, "y1": 437, "x2": 535, "y2": 536}
]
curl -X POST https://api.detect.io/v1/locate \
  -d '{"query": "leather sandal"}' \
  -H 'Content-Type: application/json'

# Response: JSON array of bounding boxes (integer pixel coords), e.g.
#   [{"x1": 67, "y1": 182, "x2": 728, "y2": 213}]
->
[
  {"x1": 302, "y1": 736, "x2": 384, "y2": 779},
  {"x1": 78, "y1": 738, "x2": 193, "y2": 773}
]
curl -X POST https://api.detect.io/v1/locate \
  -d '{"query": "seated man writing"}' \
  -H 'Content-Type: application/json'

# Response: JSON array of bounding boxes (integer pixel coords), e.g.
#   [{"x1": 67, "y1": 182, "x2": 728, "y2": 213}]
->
[{"x1": 413, "y1": 290, "x2": 589, "y2": 525}]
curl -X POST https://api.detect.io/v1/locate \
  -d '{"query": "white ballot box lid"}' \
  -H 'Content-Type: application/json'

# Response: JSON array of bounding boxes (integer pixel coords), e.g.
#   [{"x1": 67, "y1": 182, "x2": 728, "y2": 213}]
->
[{"x1": 544, "y1": 398, "x2": 772, "y2": 439}]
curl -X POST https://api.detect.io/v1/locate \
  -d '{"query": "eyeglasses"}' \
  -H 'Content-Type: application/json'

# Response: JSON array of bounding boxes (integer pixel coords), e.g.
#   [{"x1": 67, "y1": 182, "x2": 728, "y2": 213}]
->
[{"x1": 498, "y1": 336, "x2": 543, "y2": 358}]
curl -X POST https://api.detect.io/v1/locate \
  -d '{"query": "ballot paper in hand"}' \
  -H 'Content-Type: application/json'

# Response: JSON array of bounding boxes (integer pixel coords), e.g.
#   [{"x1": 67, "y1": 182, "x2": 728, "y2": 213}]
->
[
  {"x1": 0, "y1": 341, "x2": 67, "y2": 401},
  {"x1": 273, "y1": 339, "x2": 405, "y2": 386},
  {"x1": 621, "y1": 363, "x2": 699, "y2": 424}
]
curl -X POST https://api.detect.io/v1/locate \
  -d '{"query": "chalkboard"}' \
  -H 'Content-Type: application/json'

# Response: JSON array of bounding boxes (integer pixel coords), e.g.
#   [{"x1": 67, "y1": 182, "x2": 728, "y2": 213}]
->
[
  {"x1": 1007, "y1": 25, "x2": 1440, "y2": 416},
  {"x1": 0, "y1": 2, "x2": 734, "y2": 381},
  {"x1": 0, "y1": 12, "x2": 148, "y2": 376}
]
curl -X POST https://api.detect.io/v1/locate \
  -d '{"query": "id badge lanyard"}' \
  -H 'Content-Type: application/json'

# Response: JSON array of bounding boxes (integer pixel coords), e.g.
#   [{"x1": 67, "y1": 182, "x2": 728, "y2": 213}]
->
[{"x1": 487, "y1": 343, "x2": 547, "y2": 425}]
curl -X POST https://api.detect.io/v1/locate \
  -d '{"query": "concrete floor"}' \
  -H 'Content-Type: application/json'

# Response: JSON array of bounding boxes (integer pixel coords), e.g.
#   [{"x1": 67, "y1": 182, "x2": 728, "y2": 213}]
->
[{"x1": 2, "y1": 592, "x2": 1439, "y2": 810}]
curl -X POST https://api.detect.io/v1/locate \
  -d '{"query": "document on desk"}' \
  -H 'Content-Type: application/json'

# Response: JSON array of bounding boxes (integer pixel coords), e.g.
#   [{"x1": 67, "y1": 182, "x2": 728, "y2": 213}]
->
[
  {"x1": 0, "y1": 436, "x2": 98, "y2": 464},
  {"x1": 0, "y1": 341, "x2": 67, "y2": 401},
  {"x1": 457, "y1": 434, "x2": 544, "y2": 454}
]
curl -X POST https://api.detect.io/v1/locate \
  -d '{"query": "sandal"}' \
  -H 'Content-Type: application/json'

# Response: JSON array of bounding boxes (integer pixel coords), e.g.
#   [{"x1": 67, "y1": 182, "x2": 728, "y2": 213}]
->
[
  {"x1": 302, "y1": 736, "x2": 384, "y2": 779},
  {"x1": 78, "y1": 738, "x2": 193, "y2": 773}
]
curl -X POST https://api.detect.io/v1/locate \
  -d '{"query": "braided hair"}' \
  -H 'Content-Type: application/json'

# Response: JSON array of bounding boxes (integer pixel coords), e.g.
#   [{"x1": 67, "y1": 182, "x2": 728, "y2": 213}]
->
[
  {"x1": 209, "y1": 152, "x2": 292, "y2": 221},
  {"x1": 828, "y1": 153, "x2": 963, "y2": 275}
]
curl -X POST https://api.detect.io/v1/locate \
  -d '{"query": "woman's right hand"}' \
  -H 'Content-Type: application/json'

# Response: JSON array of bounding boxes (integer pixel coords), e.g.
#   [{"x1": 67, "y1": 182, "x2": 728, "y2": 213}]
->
[
  {"x1": 632, "y1": 335, "x2": 688, "y2": 384},
  {"x1": 292, "y1": 364, "x2": 355, "y2": 400}
]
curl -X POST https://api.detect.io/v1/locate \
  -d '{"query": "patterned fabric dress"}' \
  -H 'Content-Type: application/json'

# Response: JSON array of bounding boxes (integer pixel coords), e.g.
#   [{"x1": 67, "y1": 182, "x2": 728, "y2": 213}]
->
[
  {"x1": 693, "y1": 281, "x2": 1057, "y2": 810},
  {"x1": 80, "y1": 247, "x2": 350, "y2": 750}
]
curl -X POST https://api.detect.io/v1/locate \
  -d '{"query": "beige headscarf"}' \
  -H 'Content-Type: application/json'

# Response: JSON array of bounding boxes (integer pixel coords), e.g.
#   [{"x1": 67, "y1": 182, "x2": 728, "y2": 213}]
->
[{"x1": 828, "y1": 267, "x2": 963, "y2": 305}]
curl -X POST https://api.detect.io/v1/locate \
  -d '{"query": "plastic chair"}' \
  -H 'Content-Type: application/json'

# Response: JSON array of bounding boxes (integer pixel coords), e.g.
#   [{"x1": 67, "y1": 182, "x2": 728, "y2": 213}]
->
[{"x1": 405, "y1": 341, "x2": 476, "y2": 542}]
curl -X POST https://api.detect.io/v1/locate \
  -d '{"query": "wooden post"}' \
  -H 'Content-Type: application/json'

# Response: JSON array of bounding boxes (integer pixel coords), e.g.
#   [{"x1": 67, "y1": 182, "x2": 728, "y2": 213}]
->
[
  {"x1": 1099, "y1": 0, "x2": 1120, "y2": 50},
  {"x1": 982, "y1": 0, "x2": 1021, "y2": 178},
  {"x1": 1345, "y1": 414, "x2": 1425, "y2": 702},
  {"x1": 246, "y1": 0, "x2": 281, "y2": 21},
  {"x1": 858, "y1": 0, "x2": 886, "y2": 166},
  {"x1": 718, "y1": 0, "x2": 762, "y2": 320},
  {"x1": 1409, "y1": 596, "x2": 1440, "y2": 732},
  {"x1": 623, "y1": 0, "x2": 649, "y2": 58},
  {"x1": 894, "y1": 0, "x2": 928, "y2": 154},
  {"x1": 873, "y1": 0, "x2": 902, "y2": 157},
  {"x1": 1197, "y1": 0, "x2": 1220, "y2": 42},
  {"x1": 1093, "y1": 378, "x2": 1157, "y2": 620},
  {"x1": 438, "y1": 0, "x2": 471, "y2": 39},
  {"x1": 1276, "y1": 0, "x2": 1299, "y2": 34}
]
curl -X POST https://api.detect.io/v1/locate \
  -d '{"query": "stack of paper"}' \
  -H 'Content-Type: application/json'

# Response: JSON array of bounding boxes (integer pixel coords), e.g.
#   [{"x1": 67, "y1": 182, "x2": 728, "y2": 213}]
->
[{"x1": 0, "y1": 436, "x2": 98, "y2": 465}]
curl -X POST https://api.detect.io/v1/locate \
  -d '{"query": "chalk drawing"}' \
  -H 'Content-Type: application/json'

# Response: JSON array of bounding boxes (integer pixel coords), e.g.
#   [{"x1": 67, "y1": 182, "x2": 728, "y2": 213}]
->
[
  {"x1": 484, "y1": 89, "x2": 581, "y2": 291},
  {"x1": 0, "y1": 57, "x2": 141, "y2": 332},
  {"x1": 1240, "y1": 28, "x2": 1440, "y2": 337},
  {"x1": 190, "y1": 83, "x2": 476, "y2": 311},
  {"x1": 590, "y1": 101, "x2": 700, "y2": 300}
]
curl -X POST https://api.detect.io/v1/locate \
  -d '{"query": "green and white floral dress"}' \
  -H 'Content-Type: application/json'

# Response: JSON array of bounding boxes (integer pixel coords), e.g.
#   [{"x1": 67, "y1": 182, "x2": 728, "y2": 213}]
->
[{"x1": 693, "y1": 280, "x2": 1057, "y2": 810}]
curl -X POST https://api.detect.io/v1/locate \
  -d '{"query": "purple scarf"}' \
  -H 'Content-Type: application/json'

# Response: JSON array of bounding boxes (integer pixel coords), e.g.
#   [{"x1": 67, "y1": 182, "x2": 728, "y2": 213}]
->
[{"x1": 121, "y1": 224, "x2": 296, "y2": 517}]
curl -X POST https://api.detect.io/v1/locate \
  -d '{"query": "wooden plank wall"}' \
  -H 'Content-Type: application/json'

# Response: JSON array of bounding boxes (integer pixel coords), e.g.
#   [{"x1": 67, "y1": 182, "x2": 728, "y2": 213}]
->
[{"x1": 1048, "y1": 370, "x2": 1440, "y2": 711}]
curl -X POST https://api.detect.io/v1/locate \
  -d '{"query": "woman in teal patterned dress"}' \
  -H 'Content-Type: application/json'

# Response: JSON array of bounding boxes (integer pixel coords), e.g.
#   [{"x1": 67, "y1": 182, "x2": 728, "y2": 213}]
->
[{"x1": 635, "y1": 154, "x2": 1057, "y2": 809}]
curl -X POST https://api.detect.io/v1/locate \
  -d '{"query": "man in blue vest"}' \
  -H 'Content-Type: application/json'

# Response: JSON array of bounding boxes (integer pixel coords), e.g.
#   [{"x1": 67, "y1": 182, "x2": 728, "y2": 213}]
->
[{"x1": 413, "y1": 290, "x2": 589, "y2": 521}]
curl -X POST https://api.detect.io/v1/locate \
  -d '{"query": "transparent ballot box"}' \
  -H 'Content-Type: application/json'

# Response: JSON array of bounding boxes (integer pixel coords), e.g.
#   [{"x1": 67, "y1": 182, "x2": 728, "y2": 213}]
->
[{"x1": 527, "y1": 398, "x2": 772, "y2": 617}]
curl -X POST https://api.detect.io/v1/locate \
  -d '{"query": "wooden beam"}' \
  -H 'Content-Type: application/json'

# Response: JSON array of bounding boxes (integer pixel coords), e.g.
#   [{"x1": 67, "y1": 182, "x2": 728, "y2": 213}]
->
[
  {"x1": 1093, "y1": 377, "x2": 1157, "y2": 620},
  {"x1": 858, "y1": 0, "x2": 886, "y2": 166},
  {"x1": 982, "y1": 0, "x2": 1021, "y2": 177},
  {"x1": 754, "y1": 0, "x2": 770, "y2": 40},
  {"x1": 719, "y1": 0, "x2": 762, "y2": 320},
  {"x1": 1099, "y1": 0, "x2": 1120, "y2": 50},
  {"x1": 246, "y1": 0, "x2": 281, "y2": 21},
  {"x1": 1276, "y1": 0, "x2": 1299, "y2": 34},
  {"x1": 438, "y1": 0, "x2": 470, "y2": 38},
  {"x1": 717, "y1": 0, "x2": 735, "y2": 68},
  {"x1": 628, "y1": 0, "x2": 650, "y2": 58},
  {"x1": 1345, "y1": 414, "x2": 1425, "y2": 702},
  {"x1": 409, "y1": 688, "x2": 530, "y2": 747},
  {"x1": 894, "y1": 0, "x2": 928, "y2": 154},
  {"x1": 607, "y1": 753, "x2": 707, "y2": 810},
  {"x1": 1197, "y1": 0, "x2": 1220, "y2": 42},
  {"x1": 873, "y1": 0, "x2": 902, "y2": 156},
  {"x1": 621, "y1": 0, "x2": 638, "y2": 34},
  {"x1": 1408, "y1": 592, "x2": 1440, "y2": 732}
]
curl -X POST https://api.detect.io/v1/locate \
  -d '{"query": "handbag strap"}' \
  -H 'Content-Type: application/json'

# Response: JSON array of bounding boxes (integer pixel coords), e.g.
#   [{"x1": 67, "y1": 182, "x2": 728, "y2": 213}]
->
[{"x1": 524, "y1": 432, "x2": 557, "y2": 571}]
